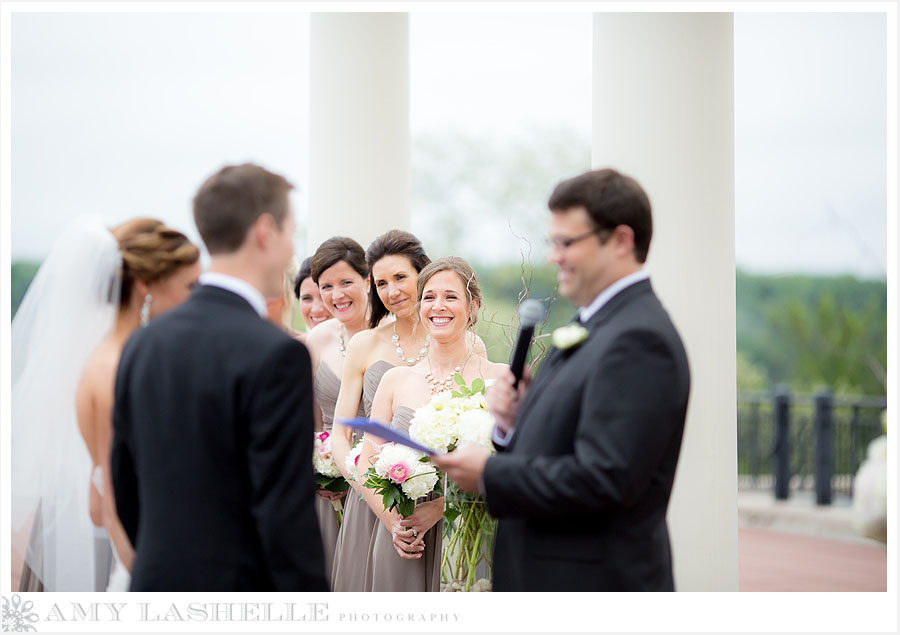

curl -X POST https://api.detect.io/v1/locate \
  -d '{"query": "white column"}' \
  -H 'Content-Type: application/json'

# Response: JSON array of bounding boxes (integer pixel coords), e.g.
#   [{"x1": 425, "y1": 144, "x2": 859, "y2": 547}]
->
[
  {"x1": 308, "y1": 13, "x2": 410, "y2": 253},
  {"x1": 592, "y1": 13, "x2": 738, "y2": 591}
]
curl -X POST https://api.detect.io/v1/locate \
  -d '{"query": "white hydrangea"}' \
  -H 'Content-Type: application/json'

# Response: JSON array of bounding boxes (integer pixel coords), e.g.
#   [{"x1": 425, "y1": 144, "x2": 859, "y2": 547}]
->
[
  {"x1": 374, "y1": 443, "x2": 425, "y2": 479},
  {"x1": 430, "y1": 390, "x2": 454, "y2": 410},
  {"x1": 456, "y1": 409, "x2": 495, "y2": 451},
  {"x1": 373, "y1": 442, "x2": 438, "y2": 501},
  {"x1": 410, "y1": 404, "x2": 457, "y2": 454},
  {"x1": 409, "y1": 383, "x2": 497, "y2": 455},
  {"x1": 401, "y1": 465, "x2": 440, "y2": 501}
]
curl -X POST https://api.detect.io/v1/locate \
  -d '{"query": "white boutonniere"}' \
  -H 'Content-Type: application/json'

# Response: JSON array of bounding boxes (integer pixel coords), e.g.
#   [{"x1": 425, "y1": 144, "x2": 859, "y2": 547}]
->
[{"x1": 551, "y1": 324, "x2": 589, "y2": 350}]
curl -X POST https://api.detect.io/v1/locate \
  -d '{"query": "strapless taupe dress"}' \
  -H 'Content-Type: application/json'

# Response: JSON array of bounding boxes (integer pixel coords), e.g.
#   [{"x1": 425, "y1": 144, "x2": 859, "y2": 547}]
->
[
  {"x1": 369, "y1": 405, "x2": 443, "y2": 592},
  {"x1": 314, "y1": 362, "x2": 364, "y2": 589},
  {"x1": 330, "y1": 360, "x2": 392, "y2": 592}
]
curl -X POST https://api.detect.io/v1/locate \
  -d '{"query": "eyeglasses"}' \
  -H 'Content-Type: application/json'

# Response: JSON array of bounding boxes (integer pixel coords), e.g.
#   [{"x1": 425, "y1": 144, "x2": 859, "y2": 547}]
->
[{"x1": 544, "y1": 228, "x2": 601, "y2": 250}]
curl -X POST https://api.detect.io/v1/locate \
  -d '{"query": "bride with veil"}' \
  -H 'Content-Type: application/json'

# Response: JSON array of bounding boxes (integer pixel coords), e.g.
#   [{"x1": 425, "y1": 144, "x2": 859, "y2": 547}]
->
[{"x1": 11, "y1": 215, "x2": 200, "y2": 591}]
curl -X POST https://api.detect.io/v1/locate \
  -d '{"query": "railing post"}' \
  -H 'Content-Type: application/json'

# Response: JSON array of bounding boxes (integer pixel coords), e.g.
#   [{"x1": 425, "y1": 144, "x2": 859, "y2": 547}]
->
[
  {"x1": 773, "y1": 386, "x2": 791, "y2": 500},
  {"x1": 849, "y1": 404, "x2": 860, "y2": 497},
  {"x1": 750, "y1": 402, "x2": 761, "y2": 486},
  {"x1": 814, "y1": 388, "x2": 834, "y2": 505}
]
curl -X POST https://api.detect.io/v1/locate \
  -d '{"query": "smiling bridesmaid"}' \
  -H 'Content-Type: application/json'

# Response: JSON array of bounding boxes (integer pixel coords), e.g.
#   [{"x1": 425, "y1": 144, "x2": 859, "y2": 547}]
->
[
  {"x1": 293, "y1": 256, "x2": 332, "y2": 332},
  {"x1": 356, "y1": 256, "x2": 506, "y2": 592},
  {"x1": 329, "y1": 230, "x2": 431, "y2": 591},
  {"x1": 303, "y1": 236, "x2": 370, "y2": 588}
]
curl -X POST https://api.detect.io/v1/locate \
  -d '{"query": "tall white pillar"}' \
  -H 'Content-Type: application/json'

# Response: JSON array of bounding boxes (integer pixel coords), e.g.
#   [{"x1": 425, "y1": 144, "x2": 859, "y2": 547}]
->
[
  {"x1": 593, "y1": 13, "x2": 738, "y2": 591},
  {"x1": 308, "y1": 13, "x2": 410, "y2": 254}
]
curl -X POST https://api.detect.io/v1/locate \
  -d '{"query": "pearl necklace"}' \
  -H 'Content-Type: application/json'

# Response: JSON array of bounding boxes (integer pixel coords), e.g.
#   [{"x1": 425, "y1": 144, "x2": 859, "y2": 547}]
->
[
  {"x1": 424, "y1": 355, "x2": 469, "y2": 395},
  {"x1": 338, "y1": 326, "x2": 347, "y2": 357},
  {"x1": 392, "y1": 322, "x2": 430, "y2": 366}
]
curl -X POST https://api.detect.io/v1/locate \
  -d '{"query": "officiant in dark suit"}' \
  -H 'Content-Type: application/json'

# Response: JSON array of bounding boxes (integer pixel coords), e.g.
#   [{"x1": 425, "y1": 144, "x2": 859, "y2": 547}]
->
[
  {"x1": 112, "y1": 163, "x2": 327, "y2": 591},
  {"x1": 434, "y1": 168, "x2": 690, "y2": 592}
]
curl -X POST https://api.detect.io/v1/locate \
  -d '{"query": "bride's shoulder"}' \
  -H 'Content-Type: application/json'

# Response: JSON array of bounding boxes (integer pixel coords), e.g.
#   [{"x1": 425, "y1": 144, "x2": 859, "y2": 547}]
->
[{"x1": 79, "y1": 339, "x2": 120, "y2": 388}]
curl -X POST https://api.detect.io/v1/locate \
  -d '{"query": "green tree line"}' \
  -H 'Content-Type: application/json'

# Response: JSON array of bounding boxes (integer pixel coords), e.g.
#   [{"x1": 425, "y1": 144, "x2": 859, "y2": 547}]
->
[{"x1": 12, "y1": 261, "x2": 886, "y2": 396}]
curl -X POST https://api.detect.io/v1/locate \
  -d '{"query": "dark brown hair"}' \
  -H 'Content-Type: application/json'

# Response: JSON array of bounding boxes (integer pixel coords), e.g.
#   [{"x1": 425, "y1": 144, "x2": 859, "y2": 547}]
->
[
  {"x1": 310, "y1": 236, "x2": 368, "y2": 283},
  {"x1": 416, "y1": 256, "x2": 482, "y2": 328},
  {"x1": 110, "y1": 218, "x2": 200, "y2": 307},
  {"x1": 293, "y1": 256, "x2": 313, "y2": 299},
  {"x1": 547, "y1": 168, "x2": 652, "y2": 263},
  {"x1": 365, "y1": 230, "x2": 431, "y2": 329},
  {"x1": 192, "y1": 163, "x2": 293, "y2": 255}
]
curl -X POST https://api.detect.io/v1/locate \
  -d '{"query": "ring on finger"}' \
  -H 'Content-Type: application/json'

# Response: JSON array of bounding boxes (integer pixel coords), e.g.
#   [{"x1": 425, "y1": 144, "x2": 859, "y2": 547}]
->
[{"x1": 411, "y1": 528, "x2": 418, "y2": 538}]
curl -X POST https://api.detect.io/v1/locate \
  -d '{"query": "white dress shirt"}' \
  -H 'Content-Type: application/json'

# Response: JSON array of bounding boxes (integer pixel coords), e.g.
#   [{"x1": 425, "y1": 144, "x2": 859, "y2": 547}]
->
[
  {"x1": 199, "y1": 272, "x2": 268, "y2": 318},
  {"x1": 491, "y1": 269, "x2": 650, "y2": 450}
]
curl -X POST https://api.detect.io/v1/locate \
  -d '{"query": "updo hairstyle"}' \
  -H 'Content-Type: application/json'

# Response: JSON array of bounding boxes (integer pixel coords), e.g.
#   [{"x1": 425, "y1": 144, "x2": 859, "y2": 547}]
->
[{"x1": 110, "y1": 218, "x2": 200, "y2": 308}]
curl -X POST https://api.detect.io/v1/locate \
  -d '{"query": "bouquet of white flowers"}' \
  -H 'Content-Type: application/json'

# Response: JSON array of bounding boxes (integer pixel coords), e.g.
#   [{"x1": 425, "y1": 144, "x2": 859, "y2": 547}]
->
[
  {"x1": 409, "y1": 376, "x2": 494, "y2": 454},
  {"x1": 362, "y1": 442, "x2": 441, "y2": 518},
  {"x1": 313, "y1": 430, "x2": 349, "y2": 524},
  {"x1": 410, "y1": 374, "x2": 497, "y2": 592}
]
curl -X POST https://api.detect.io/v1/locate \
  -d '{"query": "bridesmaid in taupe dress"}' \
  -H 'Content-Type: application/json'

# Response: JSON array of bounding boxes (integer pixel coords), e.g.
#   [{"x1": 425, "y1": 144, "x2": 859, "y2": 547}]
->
[
  {"x1": 330, "y1": 231, "x2": 434, "y2": 592},
  {"x1": 358, "y1": 257, "x2": 507, "y2": 592},
  {"x1": 304, "y1": 237, "x2": 371, "y2": 588}
]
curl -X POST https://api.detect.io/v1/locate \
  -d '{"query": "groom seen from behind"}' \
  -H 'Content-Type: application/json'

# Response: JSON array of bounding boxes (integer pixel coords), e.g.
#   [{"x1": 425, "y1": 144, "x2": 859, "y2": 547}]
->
[
  {"x1": 112, "y1": 163, "x2": 327, "y2": 591},
  {"x1": 434, "y1": 168, "x2": 691, "y2": 591}
]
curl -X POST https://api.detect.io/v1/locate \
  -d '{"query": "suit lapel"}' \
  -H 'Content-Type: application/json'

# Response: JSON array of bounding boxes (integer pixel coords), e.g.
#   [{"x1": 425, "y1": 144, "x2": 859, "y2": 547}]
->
[{"x1": 507, "y1": 280, "x2": 653, "y2": 450}]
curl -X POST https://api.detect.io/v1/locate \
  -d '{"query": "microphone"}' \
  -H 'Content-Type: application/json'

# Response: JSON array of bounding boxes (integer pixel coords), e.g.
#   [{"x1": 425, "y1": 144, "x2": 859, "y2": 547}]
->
[{"x1": 509, "y1": 299, "x2": 546, "y2": 388}]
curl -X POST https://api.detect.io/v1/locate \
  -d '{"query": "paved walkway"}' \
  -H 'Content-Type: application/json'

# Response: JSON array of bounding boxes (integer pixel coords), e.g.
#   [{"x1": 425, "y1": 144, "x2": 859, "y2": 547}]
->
[
  {"x1": 738, "y1": 489, "x2": 887, "y2": 591},
  {"x1": 739, "y1": 527, "x2": 887, "y2": 591}
]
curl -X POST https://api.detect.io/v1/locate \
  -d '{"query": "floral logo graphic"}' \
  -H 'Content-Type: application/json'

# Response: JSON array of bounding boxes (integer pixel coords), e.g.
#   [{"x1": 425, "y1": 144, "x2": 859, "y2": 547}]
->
[{"x1": 1, "y1": 595, "x2": 39, "y2": 632}]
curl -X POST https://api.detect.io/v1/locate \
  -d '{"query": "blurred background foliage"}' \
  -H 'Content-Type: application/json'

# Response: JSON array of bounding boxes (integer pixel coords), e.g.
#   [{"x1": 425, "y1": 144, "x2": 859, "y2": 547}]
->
[{"x1": 12, "y1": 260, "x2": 886, "y2": 396}]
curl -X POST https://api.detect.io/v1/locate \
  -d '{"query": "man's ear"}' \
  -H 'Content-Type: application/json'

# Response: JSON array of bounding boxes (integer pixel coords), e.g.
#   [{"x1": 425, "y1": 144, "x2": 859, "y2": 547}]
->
[
  {"x1": 253, "y1": 213, "x2": 276, "y2": 248},
  {"x1": 614, "y1": 224, "x2": 635, "y2": 257}
]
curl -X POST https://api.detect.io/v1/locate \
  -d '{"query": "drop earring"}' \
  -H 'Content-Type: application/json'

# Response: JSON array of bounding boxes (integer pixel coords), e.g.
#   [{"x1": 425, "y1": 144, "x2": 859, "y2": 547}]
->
[{"x1": 140, "y1": 294, "x2": 153, "y2": 327}]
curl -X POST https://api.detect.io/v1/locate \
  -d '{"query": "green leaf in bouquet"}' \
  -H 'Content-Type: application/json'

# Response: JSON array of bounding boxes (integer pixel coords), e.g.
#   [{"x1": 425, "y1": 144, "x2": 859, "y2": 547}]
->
[
  {"x1": 451, "y1": 391, "x2": 463, "y2": 399},
  {"x1": 453, "y1": 372, "x2": 466, "y2": 386},
  {"x1": 471, "y1": 377, "x2": 485, "y2": 394},
  {"x1": 382, "y1": 488, "x2": 397, "y2": 511},
  {"x1": 328, "y1": 479, "x2": 350, "y2": 493},
  {"x1": 397, "y1": 496, "x2": 416, "y2": 518},
  {"x1": 418, "y1": 456, "x2": 431, "y2": 463},
  {"x1": 314, "y1": 474, "x2": 332, "y2": 488},
  {"x1": 443, "y1": 506, "x2": 461, "y2": 524}
]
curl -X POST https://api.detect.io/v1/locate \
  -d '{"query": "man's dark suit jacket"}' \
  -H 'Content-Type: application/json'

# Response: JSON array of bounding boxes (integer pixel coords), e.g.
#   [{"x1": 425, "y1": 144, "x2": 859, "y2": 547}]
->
[
  {"x1": 112, "y1": 285, "x2": 327, "y2": 591},
  {"x1": 483, "y1": 279, "x2": 690, "y2": 591}
]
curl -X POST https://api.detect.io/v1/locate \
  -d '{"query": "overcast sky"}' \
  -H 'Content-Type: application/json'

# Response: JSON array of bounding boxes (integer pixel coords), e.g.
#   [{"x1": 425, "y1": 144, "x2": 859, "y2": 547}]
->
[{"x1": 7, "y1": 10, "x2": 889, "y2": 278}]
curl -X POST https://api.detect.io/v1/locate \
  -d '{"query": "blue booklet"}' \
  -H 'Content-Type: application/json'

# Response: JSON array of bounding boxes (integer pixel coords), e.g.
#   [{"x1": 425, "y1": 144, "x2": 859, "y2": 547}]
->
[{"x1": 339, "y1": 417, "x2": 438, "y2": 455}]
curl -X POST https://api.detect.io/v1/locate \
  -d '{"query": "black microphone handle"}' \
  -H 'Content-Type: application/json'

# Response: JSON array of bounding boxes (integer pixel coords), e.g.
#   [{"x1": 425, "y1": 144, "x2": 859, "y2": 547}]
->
[{"x1": 509, "y1": 324, "x2": 536, "y2": 388}]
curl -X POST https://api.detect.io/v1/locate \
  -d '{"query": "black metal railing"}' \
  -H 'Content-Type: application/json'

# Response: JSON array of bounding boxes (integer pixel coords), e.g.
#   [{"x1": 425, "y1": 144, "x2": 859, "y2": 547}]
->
[{"x1": 737, "y1": 387, "x2": 886, "y2": 504}]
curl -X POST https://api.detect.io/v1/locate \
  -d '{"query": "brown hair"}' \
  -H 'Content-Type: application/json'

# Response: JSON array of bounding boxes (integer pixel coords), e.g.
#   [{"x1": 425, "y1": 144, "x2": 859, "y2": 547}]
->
[
  {"x1": 293, "y1": 256, "x2": 313, "y2": 299},
  {"x1": 547, "y1": 168, "x2": 653, "y2": 263},
  {"x1": 192, "y1": 163, "x2": 294, "y2": 255},
  {"x1": 310, "y1": 236, "x2": 368, "y2": 283},
  {"x1": 365, "y1": 230, "x2": 431, "y2": 329},
  {"x1": 416, "y1": 256, "x2": 482, "y2": 328},
  {"x1": 110, "y1": 218, "x2": 200, "y2": 307}
]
